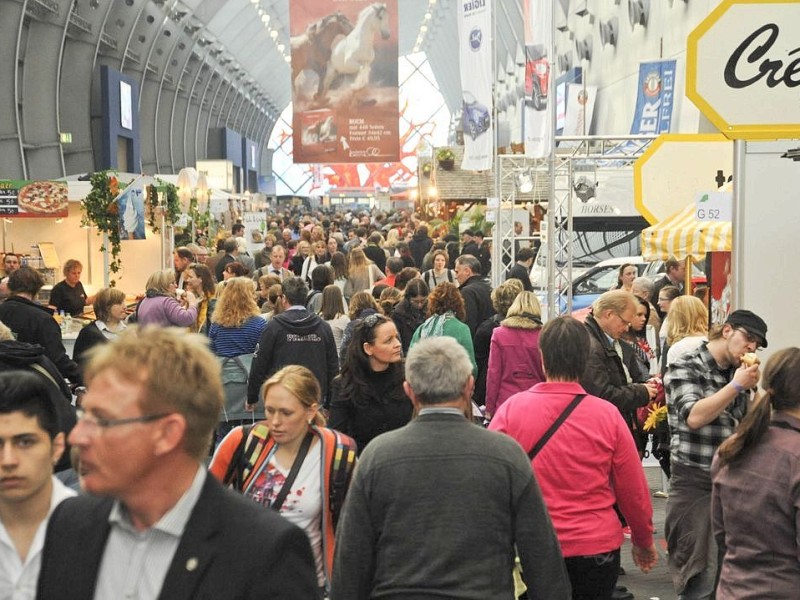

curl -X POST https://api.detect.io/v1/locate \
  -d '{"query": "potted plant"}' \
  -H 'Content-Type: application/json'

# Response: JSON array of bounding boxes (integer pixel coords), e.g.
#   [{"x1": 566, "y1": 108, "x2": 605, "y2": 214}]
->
[{"x1": 436, "y1": 148, "x2": 455, "y2": 171}]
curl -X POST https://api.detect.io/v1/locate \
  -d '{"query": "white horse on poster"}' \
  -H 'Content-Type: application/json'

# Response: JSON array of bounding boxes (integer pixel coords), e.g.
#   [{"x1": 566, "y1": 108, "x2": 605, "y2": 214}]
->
[{"x1": 321, "y1": 3, "x2": 390, "y2": 97}]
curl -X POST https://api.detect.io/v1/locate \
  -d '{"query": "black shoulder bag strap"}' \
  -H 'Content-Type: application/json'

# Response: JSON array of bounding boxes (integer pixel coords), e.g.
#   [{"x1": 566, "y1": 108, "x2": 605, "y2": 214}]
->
[
  {"x1": 771, "y1": 421, "x2": 800, "y2": 434},
  {"x1": 271, "y1": 431, "x2": 314, "y2": 512},
  {"x1": 528, "y1": 394, "x2": 586, "y2": 460},
  {"x1": 222, "y1": 423, "x2": 255, "y2": 490}
]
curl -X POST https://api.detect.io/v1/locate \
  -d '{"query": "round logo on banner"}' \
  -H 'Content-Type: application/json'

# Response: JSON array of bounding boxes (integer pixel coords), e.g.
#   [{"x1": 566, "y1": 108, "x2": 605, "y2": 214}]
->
[
  {"x1": 469, "y1": 28, "x2": 482, "y2": 51},
  {"x1": 643, "y1": 71, "x2": 662, "y2": 97}
]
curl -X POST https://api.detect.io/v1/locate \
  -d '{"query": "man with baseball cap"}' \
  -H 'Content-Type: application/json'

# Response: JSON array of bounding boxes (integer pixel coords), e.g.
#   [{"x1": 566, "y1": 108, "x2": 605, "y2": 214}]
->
[{"x1": 664, "y1": 309, "x2": 767, "y2": 599}]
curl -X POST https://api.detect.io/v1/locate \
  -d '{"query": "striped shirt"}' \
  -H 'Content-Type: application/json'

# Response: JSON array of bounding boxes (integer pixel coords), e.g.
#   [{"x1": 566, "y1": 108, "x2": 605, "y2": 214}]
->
[
  {"x1": 93, "y1": 467, "x2": 206, "y2": 600},
  {"x1": 209, "y1": 316, "x2": 268, "y2": 358},
  {"x1": 665, "y1": 342, "x2": 748, "y2": 471}
]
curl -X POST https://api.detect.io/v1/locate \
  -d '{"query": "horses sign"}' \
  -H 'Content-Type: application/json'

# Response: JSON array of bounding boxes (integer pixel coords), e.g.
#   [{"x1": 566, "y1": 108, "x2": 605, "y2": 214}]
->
[{"x1": 687, "y1": 0, "x2": 800, "y2": 140}]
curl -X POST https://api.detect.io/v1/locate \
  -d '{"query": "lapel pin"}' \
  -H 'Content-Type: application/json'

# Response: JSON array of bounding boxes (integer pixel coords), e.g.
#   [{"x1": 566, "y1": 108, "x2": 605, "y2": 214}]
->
[{"x1": 186, "y1": 557, "x2": 199, "y2": 572}]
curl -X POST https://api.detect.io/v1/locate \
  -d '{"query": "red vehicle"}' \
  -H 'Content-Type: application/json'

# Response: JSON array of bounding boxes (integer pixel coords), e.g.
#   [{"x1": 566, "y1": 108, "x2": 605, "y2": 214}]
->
[{"x1": 525, "y1": 44, "x2": 550, "y2": 111}]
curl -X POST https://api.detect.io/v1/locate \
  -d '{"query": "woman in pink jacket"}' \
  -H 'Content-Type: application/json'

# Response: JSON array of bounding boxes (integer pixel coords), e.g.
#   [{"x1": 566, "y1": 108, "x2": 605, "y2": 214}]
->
[{"x1": 485, "y1": 291, "x2": 545, "y2": 418}]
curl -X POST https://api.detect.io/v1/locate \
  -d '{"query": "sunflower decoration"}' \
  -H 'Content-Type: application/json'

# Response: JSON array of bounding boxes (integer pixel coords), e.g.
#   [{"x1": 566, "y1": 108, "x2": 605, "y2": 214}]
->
[{"x1": 643, "y1": 405, "x2": 668, "y2": 432}]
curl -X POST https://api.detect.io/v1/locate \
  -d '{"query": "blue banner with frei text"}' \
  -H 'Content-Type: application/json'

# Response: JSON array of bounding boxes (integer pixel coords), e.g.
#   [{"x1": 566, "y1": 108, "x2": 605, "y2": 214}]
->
[{"x1": 630, "y1": 60, "x2": 676, "y2": 135}]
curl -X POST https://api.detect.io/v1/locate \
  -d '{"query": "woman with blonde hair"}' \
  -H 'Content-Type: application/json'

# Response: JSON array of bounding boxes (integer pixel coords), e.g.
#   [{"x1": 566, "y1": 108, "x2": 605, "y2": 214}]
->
[
  {"x1": 262, "y1": 283, "x2": 285, "y2": 320},
  {"x1": 135, "y1": 269, "x2": 199, "y2": 327},
  {"x1": 665, "y1": 295, "x2": 709, "y2": 367},
  {"x1": 378, "y1": 286, "x2": 403, "y2": 317},
  {"x1": 485, "y1": 291, "x2": 545, "y2": 418},
  {"x1": 208, "y1": 277, "x2": 269, "y2": 439},
  {"x1": 343, "y1": 247, "x2": 384, "y2": 300},
  {"x1": 712, "y1": 347, "x2": 800, "y2": 599},
  {"x1": 210, "y1": 365, "x2": 357, "y2": 596}
]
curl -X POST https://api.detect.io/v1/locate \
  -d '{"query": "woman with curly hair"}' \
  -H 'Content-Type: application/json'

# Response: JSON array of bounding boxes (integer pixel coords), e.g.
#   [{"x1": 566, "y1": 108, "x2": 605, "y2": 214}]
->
[
  {"x1": 378, "y1": 286, "x2": 402, "y2": 318},
  {"x1": 343, "y1": 247, "x2": 384, "y2": 300},
  {"x1": 208, "y1": 276, "x2": 269, "y2": 441},
  {"x1": 328, "y1": 314, "x2": 411, "y2": 455},
  {"x1": 409, "y1": 282, "x2": 477, "y2": 377}
]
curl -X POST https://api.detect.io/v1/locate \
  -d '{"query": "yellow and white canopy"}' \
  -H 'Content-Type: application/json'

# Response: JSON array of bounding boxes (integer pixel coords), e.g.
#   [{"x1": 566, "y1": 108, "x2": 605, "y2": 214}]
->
[{"x1": 641, "y1": 204, "x2": 731, "y2": 261}]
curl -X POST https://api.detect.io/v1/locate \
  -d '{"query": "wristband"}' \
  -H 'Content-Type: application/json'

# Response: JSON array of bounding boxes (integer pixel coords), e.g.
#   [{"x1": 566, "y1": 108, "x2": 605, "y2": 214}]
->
[{"x1": 730, "y1": 381, "x2": 745, "y2": 393}]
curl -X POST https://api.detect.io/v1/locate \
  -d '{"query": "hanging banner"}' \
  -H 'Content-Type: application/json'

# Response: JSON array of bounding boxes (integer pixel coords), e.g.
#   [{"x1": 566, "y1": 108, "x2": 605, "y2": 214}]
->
[
  {"x1": 562, "y1": 83, "x2": 597, "y2": 136},
  {"x1": 289, "y1": 0, "x2": 399, "y2": 164},
  {"x1": 0, "y1": 180, "x2": 69, "y2": 218},
  {"x1": 458, "y1": 0, "x2": 493, "y2": 170},
  {"x1": 117, "y1": 182, "x2": 146, "y2": 240},
  {"x1": 523, "y1": 0, "x2": 552, "y2": 158},
  {"x1": 630, "y1": 60, "x2": 677, "y2": 135}
]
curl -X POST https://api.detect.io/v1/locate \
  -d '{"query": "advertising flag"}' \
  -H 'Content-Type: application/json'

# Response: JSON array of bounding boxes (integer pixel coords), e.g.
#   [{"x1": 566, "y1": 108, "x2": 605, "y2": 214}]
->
[
  {"x1": 563, "y1": 83, "x2": 597, "y2": 136},
  {"x1": 523, "y1": 0, "x2": 552, "y2": 158},
  {"x1": 458, "y1": 0, "x2": 493, "y2": 171},
  {"x1": 630, "y1": 60, "x2": 677, "y2": 135},
  {"x1": 290, "y1": 0, "x2": 399, "y2": 164}
]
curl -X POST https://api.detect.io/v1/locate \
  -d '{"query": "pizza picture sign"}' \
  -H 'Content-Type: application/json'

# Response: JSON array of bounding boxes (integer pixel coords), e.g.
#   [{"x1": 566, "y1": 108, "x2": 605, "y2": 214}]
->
[{"x1": 0, "y1": 180, "x2": 69, "y2": 218}]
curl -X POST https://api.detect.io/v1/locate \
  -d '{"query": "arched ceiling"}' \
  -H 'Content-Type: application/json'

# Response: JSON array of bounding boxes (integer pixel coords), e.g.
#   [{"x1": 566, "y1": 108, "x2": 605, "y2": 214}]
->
[{"x1": 168, "y1": 0, "x2": 528, "y2": 119}]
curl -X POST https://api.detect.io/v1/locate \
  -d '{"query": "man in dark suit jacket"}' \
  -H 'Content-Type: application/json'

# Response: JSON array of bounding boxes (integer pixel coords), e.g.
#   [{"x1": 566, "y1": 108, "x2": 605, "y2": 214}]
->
[
  {"x1": 454, "y1": 255, "x2": 494, "y2": 338},
  {"x1": 214, "y1": 237, "x2": 240, "y2": 282},
  {"x1": 650, "y1": 257, "x2": 685, "y2": 319},
  {"x1": 507, "y1": 247, "x2": 534, "y2": 291},
  {"x1": 37, "y1": 326, "x2": 318, "y2": 600}
]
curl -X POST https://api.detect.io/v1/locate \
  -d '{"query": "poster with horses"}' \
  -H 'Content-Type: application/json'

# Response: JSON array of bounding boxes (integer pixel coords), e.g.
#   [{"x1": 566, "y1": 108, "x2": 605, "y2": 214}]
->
[{"x1": 290, "y1": 0, "x2": 399, "y2": 164}]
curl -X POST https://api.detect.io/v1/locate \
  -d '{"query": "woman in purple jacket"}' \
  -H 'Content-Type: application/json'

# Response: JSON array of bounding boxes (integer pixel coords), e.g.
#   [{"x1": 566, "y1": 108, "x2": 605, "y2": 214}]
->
[
  {"x1": 485, "y1": 291, "x2": 545, "y2": 419},
  {"x1": 136, "y1": 269, "x2": 198, "y2": 327}
]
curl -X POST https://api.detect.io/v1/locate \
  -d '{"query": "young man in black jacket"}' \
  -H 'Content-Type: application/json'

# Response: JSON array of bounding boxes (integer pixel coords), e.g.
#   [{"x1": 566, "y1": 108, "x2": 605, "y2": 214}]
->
[{"x1": 247, "y1": 277, "x2": 339, "y2": 407}]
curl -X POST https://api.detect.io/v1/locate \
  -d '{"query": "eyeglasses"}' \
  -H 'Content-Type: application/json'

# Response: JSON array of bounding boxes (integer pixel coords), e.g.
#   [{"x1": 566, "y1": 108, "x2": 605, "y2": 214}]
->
[
  {"x1": 614, "y1": 312, "x2": 633, "y2": 329},
  {"x1": 657, "y1": 297, "x2": 671, "y2": 303},
  {"x1": 76, "y1": 408, "x2": 172, "y2": 432},
  {"x1": 735, "y1": 327, "x2": 761, "y2": 347}
]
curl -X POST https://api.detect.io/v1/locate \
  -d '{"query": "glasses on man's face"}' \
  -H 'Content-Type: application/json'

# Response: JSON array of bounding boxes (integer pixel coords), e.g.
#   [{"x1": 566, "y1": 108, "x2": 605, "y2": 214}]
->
[
  {"x1": 735, "y1": 327, "x2": 761, "y2": 348},
  {"x1": 76, "y1": 408, "x2": 172, "y2": 434},
  {"x1": 614, "y1": 312, "x2": 633, "y2": 330}
]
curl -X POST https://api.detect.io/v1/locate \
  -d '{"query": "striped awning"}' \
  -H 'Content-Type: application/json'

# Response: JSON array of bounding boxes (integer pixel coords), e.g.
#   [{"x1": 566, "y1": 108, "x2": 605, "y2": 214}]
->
[{"x1": 641, "y1": 204, "x2": 731, "y2": 261}]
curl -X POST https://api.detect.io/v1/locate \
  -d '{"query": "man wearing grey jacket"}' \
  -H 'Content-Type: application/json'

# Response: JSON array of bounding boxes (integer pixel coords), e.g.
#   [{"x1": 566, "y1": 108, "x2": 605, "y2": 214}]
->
[{"x1": 330, "y1": 336, "x2": 571, "y2": 600}]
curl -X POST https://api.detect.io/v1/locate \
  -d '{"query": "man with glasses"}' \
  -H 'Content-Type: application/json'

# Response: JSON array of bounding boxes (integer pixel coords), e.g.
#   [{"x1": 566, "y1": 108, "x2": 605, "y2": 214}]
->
[
  {"x1": 664, "y1": 309, "x2": 766, "y2": 600},
  {"x1": 581, "y1": 290, "x2": 658, "y2": 414},
  {"x1": 37, "y1": 327, "x2": 318, "y2": 599}
]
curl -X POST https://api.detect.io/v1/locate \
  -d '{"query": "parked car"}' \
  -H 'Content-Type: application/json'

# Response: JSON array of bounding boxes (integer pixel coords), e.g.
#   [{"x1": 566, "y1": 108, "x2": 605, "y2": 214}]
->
[
  {"x1": 537, "y1": 256, "x2": 707, "y2": 315},
  {"x1": 462, "y1": 91, "x2": 491, "y2": 140},
  {"x1": 524, "y1": 44, "x2": 550, "y2": 111}
]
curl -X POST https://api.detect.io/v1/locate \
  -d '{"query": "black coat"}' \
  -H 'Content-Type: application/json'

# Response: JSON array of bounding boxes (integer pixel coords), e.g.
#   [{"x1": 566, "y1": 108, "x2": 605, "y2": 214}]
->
[
  {"x1": 73, "y1": 321, "x2": 108, "y2": 369},
  {"x1": 363, "y1": 244, "x2": 387, "y2": 273},
  {"x1": 391, "y1": 299, "x2": 426, "y2": 354},
  {"x1": 408, "y1": 234, "x2": 433, "y2": 270},
  {"x1": 458, "y1": 276, "x2": 494, "y2": 338},
  {"x1": 0, "y1": 296, "x2": 82, "y2": 385},
  {"x1": 37, "y1": 474, "x2": 319, "y2": 600},
  {"x1": 580, "y1": 314, "x2": 650, "y2": 412},
  {"x1": 507, "y1": 263, "x2": 533, "y2": 291},
  {"x1": 473, "y1": 314, "x2": 502, "y2": 406}
]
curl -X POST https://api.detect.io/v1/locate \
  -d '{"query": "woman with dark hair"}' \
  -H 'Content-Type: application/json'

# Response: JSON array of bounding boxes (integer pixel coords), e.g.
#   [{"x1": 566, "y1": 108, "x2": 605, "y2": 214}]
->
[
  {"x1": 223, "y1": 261, "x2": 249, "y2": 280},
  {"x1": 339, "y1": 291, "x2": 382, "y2": 359},
  {"x1": 328, "y1": 251, "x2": 348, "y2": 293},
  {"x1": 391, "y1": 278, "x2": 429, "y2": 353},
  {"x1": 395, "y1": 241, "x2": 416, "y2": 268},
  {"x1": 615, "y1": 263, "x2": 638, "y2": 293},
  {"x1": 422, "y1": 249, "x2": 455, "y2": 288},
  {"x1": 184, "y1": 263, "x2": 216, "y2": 333},
  {"x1": 318, "y1": 285, "x2": 350, "y2": 359},
  {"x1": 712, "y1": 348, "x2": 800, "y2": 599},
  {"x1": 306, "y1": 264, "x2": 333, "y2": 313},
  {"x1": 409, "y1": 282, "x2": 476, "y2": 376},
  {"x1": 328, "y1": 314, "x2": 411, "y2": 455}
]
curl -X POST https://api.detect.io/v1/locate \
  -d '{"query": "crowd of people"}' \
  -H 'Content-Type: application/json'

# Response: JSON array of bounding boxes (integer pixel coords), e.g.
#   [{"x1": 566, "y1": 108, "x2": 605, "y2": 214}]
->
[{"x1": 0, "y1": 206, "x2": 792, "y2": 600}]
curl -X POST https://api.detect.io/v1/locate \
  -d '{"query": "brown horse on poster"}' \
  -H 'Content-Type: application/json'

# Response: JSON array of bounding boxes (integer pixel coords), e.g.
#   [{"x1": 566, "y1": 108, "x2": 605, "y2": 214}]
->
[{"x1": 291, "y1": 12, "x2": 353, "y2": 101}]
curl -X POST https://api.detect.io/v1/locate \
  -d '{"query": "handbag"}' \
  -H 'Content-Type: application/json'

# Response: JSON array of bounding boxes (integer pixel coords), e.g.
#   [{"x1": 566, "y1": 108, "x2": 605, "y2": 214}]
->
[{"x1": 527, "y1": 394, "x2": 586, "y2": 459}]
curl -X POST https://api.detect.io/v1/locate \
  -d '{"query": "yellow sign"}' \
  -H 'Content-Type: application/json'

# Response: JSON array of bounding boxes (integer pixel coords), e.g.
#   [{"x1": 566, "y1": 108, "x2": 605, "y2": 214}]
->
[
  {"x1": 687, "y1": 0, "x2": 800, "y2": 139},
  {"x1": 633, "y1": 134, "x2": 732, "y2": 225}
]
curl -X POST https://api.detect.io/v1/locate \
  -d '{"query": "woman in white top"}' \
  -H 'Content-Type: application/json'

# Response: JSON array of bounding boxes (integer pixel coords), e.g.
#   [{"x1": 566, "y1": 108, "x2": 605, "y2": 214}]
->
[
  {"x1": 665, "y1": 295, "x2": 709, "y2": 367},
  {"x1": 300, "y1": 241, "x2": 330, "y2": 284},
  {"x1": 342, "y1": 247, "x2": 384, "y2": 300},
  {"x1": 421, "y1": 249, "x2": 456, "y2": 289},
  {"x1": 328, "y1": 251, "x2": 349, "y2": 294}
]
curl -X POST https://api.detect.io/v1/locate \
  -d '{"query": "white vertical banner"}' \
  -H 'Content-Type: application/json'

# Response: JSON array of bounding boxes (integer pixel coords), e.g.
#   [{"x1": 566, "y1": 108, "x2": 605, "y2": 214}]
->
[
  {"x1": 458, "y1": 0, "x2": 494, "y2": 171},
  {"x1": 523, "y1": 0, "x2": 552, "y2": 158},
  {"x1": 563, "y1": 83, "x2": 597, "y2": 136}
]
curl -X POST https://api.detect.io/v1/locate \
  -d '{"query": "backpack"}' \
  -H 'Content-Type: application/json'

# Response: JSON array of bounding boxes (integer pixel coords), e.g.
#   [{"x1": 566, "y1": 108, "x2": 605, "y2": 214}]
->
[
  {"x1": 222, "y1": 423, "x2": 357, "y2": 528},
  {"x1": 306, "y1": 289, "x2": 322, "y2": 310},
  {"x1": 423, "y1": 269, "x2": 453, "y2": 289}
]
